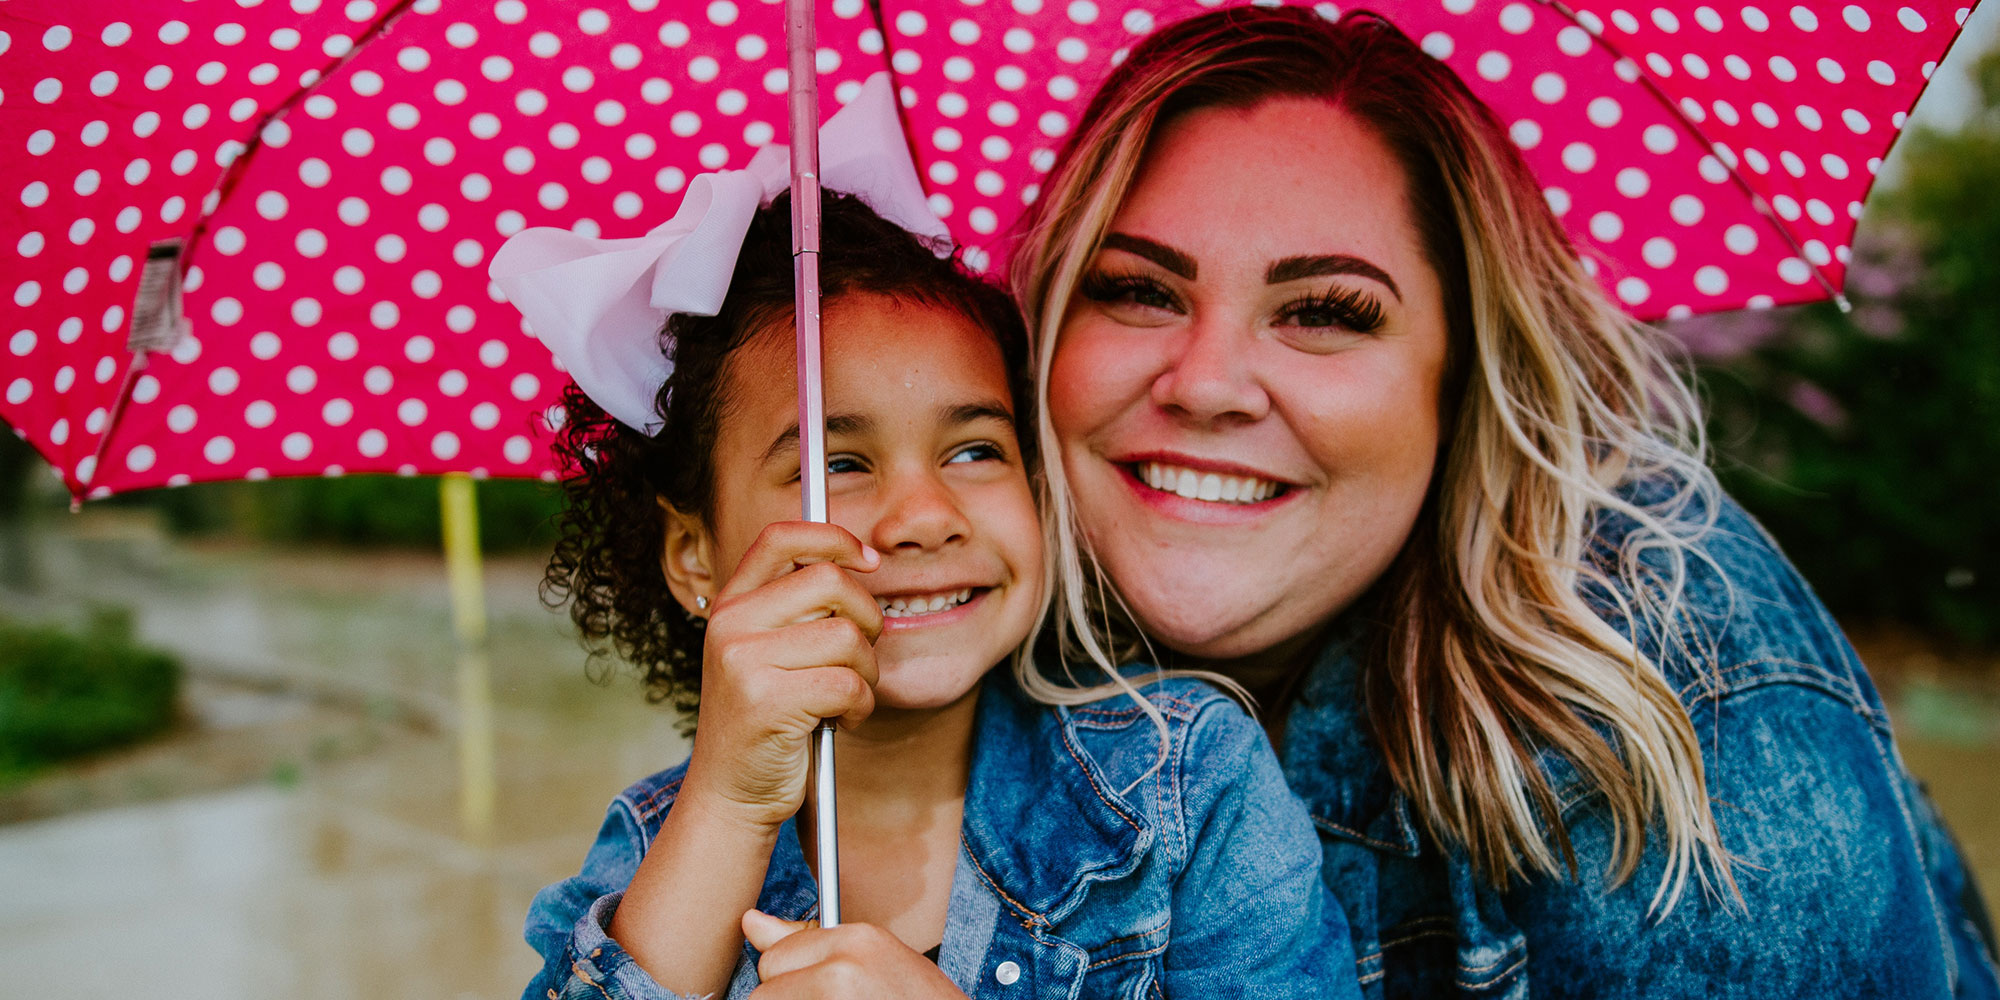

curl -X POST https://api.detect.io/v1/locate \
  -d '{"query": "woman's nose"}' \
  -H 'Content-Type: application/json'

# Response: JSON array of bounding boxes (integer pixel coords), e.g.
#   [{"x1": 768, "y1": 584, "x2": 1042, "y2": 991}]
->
[
  {"x1": 1148, "y1": 317, "x2": 1271, "y2": 425},
  {"x1": 869, "y1": 469, "x2": 971, "y2": 553}
]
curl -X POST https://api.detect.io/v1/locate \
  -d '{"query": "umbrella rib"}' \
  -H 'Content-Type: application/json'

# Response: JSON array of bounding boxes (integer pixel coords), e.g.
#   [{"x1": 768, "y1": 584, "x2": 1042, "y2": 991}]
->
[
  {"x1": 1530, "y1": 0, "x2": 1851, "y2": 311},
  {"x1": 78, "y1": 0, "x2": 424, "y2": 500}
]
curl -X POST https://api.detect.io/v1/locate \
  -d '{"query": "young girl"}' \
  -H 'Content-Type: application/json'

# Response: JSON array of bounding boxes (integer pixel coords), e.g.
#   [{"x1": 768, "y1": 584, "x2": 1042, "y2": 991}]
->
[{"x1": 493, "y1": 83, "x2": 1354, "y2": 1000}]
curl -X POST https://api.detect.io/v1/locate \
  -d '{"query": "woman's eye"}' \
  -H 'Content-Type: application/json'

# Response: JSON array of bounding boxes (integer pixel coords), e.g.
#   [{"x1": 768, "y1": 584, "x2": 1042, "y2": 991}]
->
[
  {"x1": 1079, "y1": 272, "x2": 1181, "y2": 314},
  {"x1": 1278, "y1": 286, "x2": 1385, "y2": 335}
]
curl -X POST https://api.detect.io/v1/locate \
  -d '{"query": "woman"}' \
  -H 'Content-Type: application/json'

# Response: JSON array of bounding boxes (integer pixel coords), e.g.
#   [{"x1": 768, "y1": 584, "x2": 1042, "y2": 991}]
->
[{"x1": 1012, "y1": 8, "x2": 1998, "y2": 997}]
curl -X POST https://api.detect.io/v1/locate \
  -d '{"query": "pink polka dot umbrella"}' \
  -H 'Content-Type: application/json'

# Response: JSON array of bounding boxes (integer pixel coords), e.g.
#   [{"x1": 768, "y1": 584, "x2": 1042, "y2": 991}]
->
[{"x1": 0, "y1": 0, "x2": 1978, "y2": 499}]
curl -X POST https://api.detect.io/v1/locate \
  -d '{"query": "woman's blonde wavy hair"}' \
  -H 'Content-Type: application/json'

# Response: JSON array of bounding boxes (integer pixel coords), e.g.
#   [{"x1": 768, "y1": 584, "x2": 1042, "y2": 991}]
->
[{"x1": 1009, "y1": 6, "x2": 1734, "y2": 912}]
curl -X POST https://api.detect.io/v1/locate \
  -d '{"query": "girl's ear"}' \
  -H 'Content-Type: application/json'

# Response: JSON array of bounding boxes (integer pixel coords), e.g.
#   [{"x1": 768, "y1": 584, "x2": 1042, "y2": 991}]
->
[{"x1": 658, "y1": 497, "x2": 717, "y2": 617}]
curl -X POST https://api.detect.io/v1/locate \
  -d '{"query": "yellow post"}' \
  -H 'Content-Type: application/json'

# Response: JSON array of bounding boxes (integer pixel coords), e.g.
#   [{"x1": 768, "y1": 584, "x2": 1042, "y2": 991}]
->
[{"x1": 440, "y1": 472, "x2": 497, "y2": 845}]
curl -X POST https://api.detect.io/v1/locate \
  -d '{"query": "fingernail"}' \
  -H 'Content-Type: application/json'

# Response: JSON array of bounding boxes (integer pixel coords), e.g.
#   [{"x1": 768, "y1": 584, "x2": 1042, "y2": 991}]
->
[{"x1": 860, "y1": 544, "x2": 880, "y2": 566}]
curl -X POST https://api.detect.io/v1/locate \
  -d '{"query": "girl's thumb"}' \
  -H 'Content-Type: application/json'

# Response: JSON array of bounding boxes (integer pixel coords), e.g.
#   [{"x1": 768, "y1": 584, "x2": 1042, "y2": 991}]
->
[{"x1": 742, "y1": 908, "x2": 815, "y2": 951}]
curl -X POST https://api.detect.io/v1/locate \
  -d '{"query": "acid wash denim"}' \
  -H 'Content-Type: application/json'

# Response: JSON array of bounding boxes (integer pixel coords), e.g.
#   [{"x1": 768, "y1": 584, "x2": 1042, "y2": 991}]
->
[
  {"x1": 1277, "y1": 482, "x2": 2000, "y2": 999},
  {"x1": 522, "y1": 671, "x2": 1358, "y2": 1000}
]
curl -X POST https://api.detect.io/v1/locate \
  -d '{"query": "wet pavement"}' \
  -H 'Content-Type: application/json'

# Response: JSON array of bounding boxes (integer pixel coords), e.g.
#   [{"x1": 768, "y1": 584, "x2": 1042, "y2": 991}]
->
[{"x1": 0, "y1": 503, "x2": 1994, "y2": 996}]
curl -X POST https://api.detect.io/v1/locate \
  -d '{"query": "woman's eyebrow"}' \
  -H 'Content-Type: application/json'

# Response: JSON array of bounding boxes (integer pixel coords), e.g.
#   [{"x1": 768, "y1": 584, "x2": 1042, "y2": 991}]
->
[
  {"x1": 1100, "y1": 233, "x2": 1196, "y2": 279},
  {"x1": 1267, "y1": 254, "x2": 1402, "y2": 301}
]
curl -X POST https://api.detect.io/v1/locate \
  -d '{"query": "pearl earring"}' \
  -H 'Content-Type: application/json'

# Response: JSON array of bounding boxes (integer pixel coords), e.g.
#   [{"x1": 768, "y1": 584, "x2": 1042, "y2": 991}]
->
[{"x1": 695, "y1": 595, "x2": 709, "y2": 611}]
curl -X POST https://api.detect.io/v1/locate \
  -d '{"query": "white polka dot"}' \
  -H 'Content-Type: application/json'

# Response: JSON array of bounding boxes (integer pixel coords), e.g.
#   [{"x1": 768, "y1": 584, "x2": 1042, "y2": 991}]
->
[
  {"x1": 322, "y1": 399, "x2": 354, "y2": 426},
  {"x1": 1589, "y1": 211, "x2": 1623, "y2": 241},
  {"x1": 328, "y1": 331, "x2": 360, "y2": 360},
  {"x1": 1532, "y1": 72, "x2": 1566, "y2": 103},
  {"x1": 293, "y1": 298, "x2": 323, "y2": 326},
  {"x1": 398, "y1": 399, "x2": 428, "y2": 426},
  {"x1": 297, "y1": 229, "x2": 328, "y2": 258},
  {"x1": 1499, "y1": 3, "x2": 1534, "y2": 32},
  {"x1": 1773, "y1": 194, "x2": 1802, "y2": 220},
  {"x1": 358, "y1": 429, "x2": 388, "y2": 457},
  {"x1": 1509, "y1": 119, "x2": 1542, "y2": 148},
  {"x1": 244, "y1": 400, "x2": 277, "y2": 428},
  {"x1": 212, "y1": 298, "x2": 245, "y2": 325},
  {"x1": 1420, "y1": 31, "x2": 1454, "y2": 59},
  {"x1": 1616, "y1": 276, "x2": 1649, "y2": 305},
  {"x1": 1641, "y1": 237, "x2": 1676, "y2": 268},
  {"x1": 1669, "y1": 195, "x2": 1704, "y2": 225},
  {"x1": 453, "y1": 239, "x2": 485, "y2": 268},
  {"x1": 1586, "y1": 97, "x2": 1621, "y2": 128},
  {"x1": 1562, "y1": 142, "x2": 1596, "y2": 172},
  {"x1": 1778, "y1": 258, "x2": 1812, "y2": 284},
  {"x1": 124, "y1": 445, "x2": 156, "y2": 473},
  {"x1": 1769, "y1": 55, "x2": 1798, "y2": 82},
  {"x1": 1898, "y1": 6, "x2": 1926, "y2": 30},
  {"x1": 168, "y1": 405, "x2": 198, "y2": 433},
  {"x1": 342, "y1": 128, "x2": 375, "y2": 157},
  {"x1": 204, "y1": 436, "x2": 236, "y2": 464},
  {"x1": 438, "y1": 370, "x2": 469, "y2": 397},
  {"x1": 1817, "y1": 58, "x2": 1846, "y2": 84},
  {"x1": 1476, "y1": 51, "x2": 1512, "y2": 81},
  {"x1": 447, "y1": 306, "x2": 477, "y2": 333},
  {"x1": 1694, "y1": 265, "x2": 1728, "y2": 295},
  {"x1": 504, "y1": 436, "x2": 533, "y2": 464},
  {"x1": 511, "y1": 373, "x2": 541, "y2": 401}
]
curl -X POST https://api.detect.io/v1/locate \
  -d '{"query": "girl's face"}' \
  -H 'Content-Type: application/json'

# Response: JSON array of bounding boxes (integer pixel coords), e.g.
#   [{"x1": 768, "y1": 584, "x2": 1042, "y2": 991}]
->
[
  {"x1": 1047, "y1": 98, "x2": 1452, "y2": 671},
  {"x1": 700, "y1": 292, "x2": 1044, "y2": 710}
]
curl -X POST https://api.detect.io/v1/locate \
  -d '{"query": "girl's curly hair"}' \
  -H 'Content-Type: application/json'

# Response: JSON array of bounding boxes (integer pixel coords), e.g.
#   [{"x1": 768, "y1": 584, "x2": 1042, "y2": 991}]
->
[{"x1": 542, "y1": 190, "x2": 1030, "y2": 716}]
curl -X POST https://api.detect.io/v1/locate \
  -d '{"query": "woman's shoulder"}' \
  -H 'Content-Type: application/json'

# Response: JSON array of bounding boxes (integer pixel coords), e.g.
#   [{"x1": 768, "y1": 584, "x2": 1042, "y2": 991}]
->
[{"x1": 1586, "y1": 474, "x2": 1881, "y2": 720}]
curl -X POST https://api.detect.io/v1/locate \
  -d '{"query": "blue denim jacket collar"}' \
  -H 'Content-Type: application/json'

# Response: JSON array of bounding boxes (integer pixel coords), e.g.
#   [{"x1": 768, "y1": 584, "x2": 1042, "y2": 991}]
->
[
  {"x1": 747, "y1": 671, "x2": 1153, "y2": 928},
  {"x1": 1280, "y1": 626, "x2": 1423, "y2": 859}
]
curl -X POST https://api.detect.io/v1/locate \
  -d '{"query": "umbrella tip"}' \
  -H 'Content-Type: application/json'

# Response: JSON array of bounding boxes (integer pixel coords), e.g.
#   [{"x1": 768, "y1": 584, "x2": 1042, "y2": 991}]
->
[{"x1": 1832, "y1": 292, "x2": 1853, "y2": 314}]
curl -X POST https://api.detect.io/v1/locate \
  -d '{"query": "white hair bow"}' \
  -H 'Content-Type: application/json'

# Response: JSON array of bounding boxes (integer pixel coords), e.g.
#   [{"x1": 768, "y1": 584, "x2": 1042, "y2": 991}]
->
[{"x1": 489, "y1": 72, "x2": 950, "y2": 434}]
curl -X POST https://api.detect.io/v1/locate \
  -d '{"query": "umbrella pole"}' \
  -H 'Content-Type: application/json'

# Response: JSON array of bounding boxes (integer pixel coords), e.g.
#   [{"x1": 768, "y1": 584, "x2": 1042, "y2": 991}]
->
[
  {"x1": 786, "y1": 0, "x2": 841, "y2": 927},
  {"x1": 440, "y1": 472, "x2": 497, "y2": 845}
]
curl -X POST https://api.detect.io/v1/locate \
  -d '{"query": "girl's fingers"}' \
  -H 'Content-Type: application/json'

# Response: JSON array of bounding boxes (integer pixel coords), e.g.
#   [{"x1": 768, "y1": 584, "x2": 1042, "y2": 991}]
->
[
  {"x1": 712, "y1": 561, "x2": 884, "y2": 641},
  {"x1": 752, "y1": 922, "x2": 895, "y2": 982},
  {"x1": 718, "y1": 616, "x2": 880, "y2": 689},
  {"x1": 723, "y1": 521, "x2": 880, "y2": 598},
  {"x1": 741, "y1": 909, "x2": 813, "y2": 952}
]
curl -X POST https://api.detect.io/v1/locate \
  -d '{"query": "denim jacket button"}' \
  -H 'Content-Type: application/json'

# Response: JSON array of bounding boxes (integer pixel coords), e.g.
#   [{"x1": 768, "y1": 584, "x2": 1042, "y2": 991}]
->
[{"x1": 994, "y1": 960, "x2": 1021, "y2": 985}]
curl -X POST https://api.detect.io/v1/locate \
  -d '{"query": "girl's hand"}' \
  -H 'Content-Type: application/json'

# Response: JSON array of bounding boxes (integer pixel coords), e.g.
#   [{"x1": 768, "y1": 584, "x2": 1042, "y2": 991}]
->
[
  {"x1": 681, "y1": 521, "x2": 885, "y2": 832},
  {"x1": 742, "y1": 911, "x2": 970, "y2": 1000}
]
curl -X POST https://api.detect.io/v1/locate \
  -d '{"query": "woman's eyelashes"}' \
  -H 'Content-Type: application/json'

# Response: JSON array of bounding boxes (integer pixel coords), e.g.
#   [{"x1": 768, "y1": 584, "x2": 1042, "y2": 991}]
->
[
  {"x1": 1079, "y1": 268, "x2": 1387, "y2": 335},
  {"x1": 1079, "y1": 270, "x2": 1181, "y2": 315},
  {"x1": 1279, "y1": 284, "x2": 1385, "y2": 335}
]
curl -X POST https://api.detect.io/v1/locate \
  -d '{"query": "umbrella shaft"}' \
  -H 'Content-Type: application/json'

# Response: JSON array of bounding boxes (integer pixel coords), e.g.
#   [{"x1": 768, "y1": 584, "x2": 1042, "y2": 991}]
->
[{"x1": 787, "y1": 0, "x2": 838, "y2": 929}]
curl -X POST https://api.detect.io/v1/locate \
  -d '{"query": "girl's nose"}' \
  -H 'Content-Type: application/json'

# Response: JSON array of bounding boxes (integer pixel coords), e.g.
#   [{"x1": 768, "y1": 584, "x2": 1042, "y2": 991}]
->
[
  {"x1": 870, "y1": 469, "x2": 972, "y2": 553},
  {"x1": 1148, "y1": 317, "x2": 1271, "y2": 425}
]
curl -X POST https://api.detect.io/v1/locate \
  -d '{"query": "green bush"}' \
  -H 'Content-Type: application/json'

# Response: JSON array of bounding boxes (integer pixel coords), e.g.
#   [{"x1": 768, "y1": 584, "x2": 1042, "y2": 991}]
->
[
  {"x1": 122, "y1": 474, "x2": 563, "y2": 551},
  {"x1": 1689, "y1": 61, "x2": 2000, "y2": 649},
  {"x1": 0, "y1": 609, "x2": 182, "y2": 769}
]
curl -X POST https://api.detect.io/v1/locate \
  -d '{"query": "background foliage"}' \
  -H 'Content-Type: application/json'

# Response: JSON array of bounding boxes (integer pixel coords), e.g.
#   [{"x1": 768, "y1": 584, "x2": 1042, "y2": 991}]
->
[
  {"x1": 1688, "y1": 50, "x2": 2000, "y2": 648},
  {"x1": 0, "y1": 608, "x2": 182, "y2": 775}
]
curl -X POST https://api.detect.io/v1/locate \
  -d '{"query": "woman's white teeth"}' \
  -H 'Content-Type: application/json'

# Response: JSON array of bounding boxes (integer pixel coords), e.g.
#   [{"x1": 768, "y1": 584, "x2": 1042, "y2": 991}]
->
[
  {"x1": 1140, "y1": 462, "x2": 1279, "y2": 504},
  {"x1": 878, "y1": 588, "x2": 974, "y2": 619}
]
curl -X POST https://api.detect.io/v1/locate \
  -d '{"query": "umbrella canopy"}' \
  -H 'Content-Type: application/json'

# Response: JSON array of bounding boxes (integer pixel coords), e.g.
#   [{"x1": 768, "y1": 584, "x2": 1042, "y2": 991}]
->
[{"x1": 0, "y1": 0, "x2": 1977, "y2": 498}]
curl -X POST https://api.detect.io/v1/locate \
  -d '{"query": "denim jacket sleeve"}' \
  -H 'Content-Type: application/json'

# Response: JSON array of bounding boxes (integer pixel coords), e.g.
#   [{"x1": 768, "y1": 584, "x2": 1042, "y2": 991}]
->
[
  {"x1": 1163, "y1": 694, "x2": 1360, "y2": 999},
  {"x1": 522, "y1": 789, "x2": 714, "y2": 1000},
  {"x1": 1497, "y1": 491, "x2": 1998, "y2": 997}
]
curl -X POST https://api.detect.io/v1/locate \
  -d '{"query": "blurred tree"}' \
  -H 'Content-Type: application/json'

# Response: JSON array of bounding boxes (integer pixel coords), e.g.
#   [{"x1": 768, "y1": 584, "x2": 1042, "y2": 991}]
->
[{"x1": 1694, "y1": 49, "x2": 2000, "y2": 648}]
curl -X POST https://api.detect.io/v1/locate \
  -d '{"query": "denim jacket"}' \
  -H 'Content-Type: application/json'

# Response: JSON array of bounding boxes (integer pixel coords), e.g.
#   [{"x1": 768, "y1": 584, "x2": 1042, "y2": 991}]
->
[
  {"x1": 1280, "y1": 484, "x2": 2000, "y2": 998},
  {"x1": 524, "y1": 671, "x2": 1357, "y2": 1000}
]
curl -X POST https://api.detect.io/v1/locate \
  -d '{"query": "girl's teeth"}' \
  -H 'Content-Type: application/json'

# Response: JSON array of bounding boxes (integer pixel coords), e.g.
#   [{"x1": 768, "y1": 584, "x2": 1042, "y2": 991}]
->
[
  {"x1": 877, "y1": 588, "x2": 976, "y2": 619},
  {"x1": 1139, "y1": 463, "x2": 1281, "y2": 505}
]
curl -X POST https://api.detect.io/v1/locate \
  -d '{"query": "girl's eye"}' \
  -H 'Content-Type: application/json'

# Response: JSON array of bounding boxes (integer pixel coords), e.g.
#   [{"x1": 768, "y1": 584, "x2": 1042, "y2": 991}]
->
[
  {"x1": 946, "y1": 442, "x2": 1005, "y2": 465},
  {"x1": 827, "y1": 455, "x2": 867, "y2": 475},
  {"x1": 1278, "y1": 285, "x2": 1386, "y2": 336},
  {"x1": 1079, "y1": 271, "x2": 1181, "y2": 315}
]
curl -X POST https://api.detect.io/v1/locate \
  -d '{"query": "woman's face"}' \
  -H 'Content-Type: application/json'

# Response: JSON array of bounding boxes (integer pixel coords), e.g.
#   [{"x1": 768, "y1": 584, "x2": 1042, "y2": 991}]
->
[{"x1": 1048, "y1": 98, "x2": 1452, "y2": 670}]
